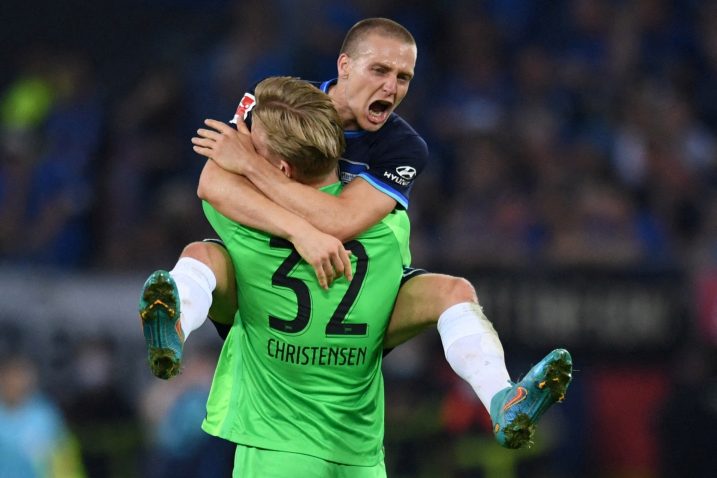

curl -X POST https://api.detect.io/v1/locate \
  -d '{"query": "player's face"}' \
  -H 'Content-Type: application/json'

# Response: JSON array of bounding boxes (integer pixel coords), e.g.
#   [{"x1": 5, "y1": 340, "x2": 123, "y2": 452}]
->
[{"x1": 338, "y1": 33, "x2": 416, "y2": 131}]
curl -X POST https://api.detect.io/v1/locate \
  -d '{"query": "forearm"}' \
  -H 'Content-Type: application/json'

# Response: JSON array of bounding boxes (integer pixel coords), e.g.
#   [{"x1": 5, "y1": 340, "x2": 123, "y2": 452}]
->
[
  {"x1": 198, "y1": 161, "x2": 316, "y2": 242},
  {"x1": 192, "y1": 117, "x2": 391, "y2": 239},
  {"x1": 244, "y1": 160, "x2": 379, "y2": 241}
]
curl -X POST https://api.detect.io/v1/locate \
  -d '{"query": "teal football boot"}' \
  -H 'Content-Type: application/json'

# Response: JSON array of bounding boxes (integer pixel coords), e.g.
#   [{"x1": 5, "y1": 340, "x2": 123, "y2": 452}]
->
[
  {"x1": 489, "y1": 348, "x2": 573, "y2": 449},
  {"x1": 139, "y1": 270, "x2": 184, "y2": 379}
]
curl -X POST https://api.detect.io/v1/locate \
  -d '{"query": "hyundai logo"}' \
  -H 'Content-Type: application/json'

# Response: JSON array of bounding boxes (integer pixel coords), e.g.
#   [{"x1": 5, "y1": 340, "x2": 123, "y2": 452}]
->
[{"x1": 396, "y1": 166, "x2": 416, "y2": 179}]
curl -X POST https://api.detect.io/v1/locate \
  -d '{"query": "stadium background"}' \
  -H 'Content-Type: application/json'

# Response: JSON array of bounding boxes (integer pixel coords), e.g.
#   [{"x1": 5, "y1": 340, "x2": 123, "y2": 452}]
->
[{"x1": 1, "y1": 0, "x2": 716, "y2": 476}]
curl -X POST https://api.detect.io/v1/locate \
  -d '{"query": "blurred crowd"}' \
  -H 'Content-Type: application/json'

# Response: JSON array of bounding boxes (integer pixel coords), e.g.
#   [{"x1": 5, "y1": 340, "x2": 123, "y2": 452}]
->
[
  {"x1": 2, "y1": 0, "x2": 717, "y2": 274},
  {"x1": 0, "y1": 327, "x2": 236, "y2": 478},
  {"x1": 2, "y1": 0, "x2": 717, "y2": 477}
]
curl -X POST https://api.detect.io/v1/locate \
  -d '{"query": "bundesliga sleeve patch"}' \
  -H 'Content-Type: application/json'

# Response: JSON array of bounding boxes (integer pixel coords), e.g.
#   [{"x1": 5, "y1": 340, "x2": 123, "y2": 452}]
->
[{"x1": 230, "y1": 92, "x2": 256, "y2": 124}]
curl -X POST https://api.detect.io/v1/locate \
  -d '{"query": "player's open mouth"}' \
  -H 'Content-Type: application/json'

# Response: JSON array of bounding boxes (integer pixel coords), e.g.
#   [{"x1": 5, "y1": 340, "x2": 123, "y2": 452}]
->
[{"x1": 368, "y1": 100, "x2": 392, "y2": 124}]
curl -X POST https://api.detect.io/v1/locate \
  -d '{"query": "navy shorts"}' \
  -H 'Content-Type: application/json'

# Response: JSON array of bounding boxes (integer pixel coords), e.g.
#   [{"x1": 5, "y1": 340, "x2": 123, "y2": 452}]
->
[{"x1": 401, "y1": 266, "x2": 428, "y2": 286}]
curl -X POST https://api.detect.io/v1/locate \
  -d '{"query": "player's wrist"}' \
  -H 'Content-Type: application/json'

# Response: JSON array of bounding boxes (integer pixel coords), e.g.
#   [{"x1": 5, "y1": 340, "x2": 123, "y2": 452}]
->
[
  {"x1": 239, "y1": 152, "x2": 265, "y2": 178},
  {"x1": 276, "y1": 212, "x2": 301, "y2": 241}
]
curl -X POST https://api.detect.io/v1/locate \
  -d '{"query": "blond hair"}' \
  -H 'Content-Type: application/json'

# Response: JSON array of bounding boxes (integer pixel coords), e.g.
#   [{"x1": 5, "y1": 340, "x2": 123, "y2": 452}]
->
[
  {"x1": 340, "y1": 17, "x2": 416, "y2": 57},
  {"x1": 252, "y1": 76, "x2": 345, "y2": 183}
]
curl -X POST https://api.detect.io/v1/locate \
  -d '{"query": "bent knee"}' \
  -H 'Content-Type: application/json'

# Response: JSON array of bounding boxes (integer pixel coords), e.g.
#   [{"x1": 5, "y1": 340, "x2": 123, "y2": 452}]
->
[
  {"x1": 441, "y1": 276, "x2": 478, "y2": 306},
  {"x1": 401, "y1": 274, "x2": 478, "y2": 317},
  {"x1": 181, "y1": 241, "x2": 229, "y2": 269},
  {"x1": 181, "y1": 241, "x2": 212, "y2": 260}
]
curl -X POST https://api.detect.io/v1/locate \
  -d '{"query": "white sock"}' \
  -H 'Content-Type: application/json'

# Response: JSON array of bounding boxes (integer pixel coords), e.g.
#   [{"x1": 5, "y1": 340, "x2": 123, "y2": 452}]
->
[
  {"x1": 437, "y1": 302, "x2": 512, "y2": 412},
  {"x1": 169, "y1": 257, "x2": 217, "y2": 340}
]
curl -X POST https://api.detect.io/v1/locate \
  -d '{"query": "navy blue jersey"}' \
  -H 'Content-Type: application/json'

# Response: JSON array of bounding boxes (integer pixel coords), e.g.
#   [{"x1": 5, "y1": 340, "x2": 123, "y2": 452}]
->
[{"x1": 230, "y1": 79, "x2": 428, "y2": 210}]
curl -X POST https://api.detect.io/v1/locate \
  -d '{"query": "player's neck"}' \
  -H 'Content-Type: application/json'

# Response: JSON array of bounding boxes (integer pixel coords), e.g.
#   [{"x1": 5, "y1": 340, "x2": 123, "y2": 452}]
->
[
  {"x1": 327, "y1": 81, "x2": 359, "y2": 131},
  {"x1": 304, "y1": 171, "x2": 340, "y2": 189}
]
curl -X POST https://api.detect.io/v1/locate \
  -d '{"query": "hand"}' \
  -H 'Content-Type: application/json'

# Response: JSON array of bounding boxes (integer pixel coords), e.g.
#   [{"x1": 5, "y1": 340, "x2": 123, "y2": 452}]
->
[
  {"x1": 291, "y1": 227, "x2": 353, "y2": 290},
  {"x1": 191, "y1": 118, "x2": 260, "y2": 175}
]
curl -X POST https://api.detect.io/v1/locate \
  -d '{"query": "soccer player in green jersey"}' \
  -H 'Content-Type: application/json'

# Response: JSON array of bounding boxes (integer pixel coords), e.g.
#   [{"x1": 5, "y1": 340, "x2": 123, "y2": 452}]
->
[
  {"x1": 141, "y1": 18, "x2": 572, "y2": 451},
  {"x1": 155, "y1": 76, "x2": 401, "y2": 476}
]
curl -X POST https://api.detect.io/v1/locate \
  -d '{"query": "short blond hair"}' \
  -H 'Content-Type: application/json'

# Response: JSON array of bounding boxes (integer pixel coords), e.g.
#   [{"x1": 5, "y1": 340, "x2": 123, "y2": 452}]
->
[{"x1": 252, "y1": 76, "x2": 345, "y2": 183}]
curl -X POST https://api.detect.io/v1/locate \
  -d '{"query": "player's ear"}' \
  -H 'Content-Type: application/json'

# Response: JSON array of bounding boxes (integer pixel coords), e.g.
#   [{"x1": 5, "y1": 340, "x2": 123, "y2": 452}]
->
[
  {"x1": 337, "y1": 53, "x2": 350, "y2": 79},
  {"x1": 279, "y1": 160, "x2": 293, "y2": 179}
]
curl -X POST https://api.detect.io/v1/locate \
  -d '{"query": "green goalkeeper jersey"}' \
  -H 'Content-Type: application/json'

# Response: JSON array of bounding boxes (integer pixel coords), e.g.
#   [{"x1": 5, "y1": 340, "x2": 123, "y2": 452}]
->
[{"x1": 201, "y1": 182, "x2": 409, "y2": 466}]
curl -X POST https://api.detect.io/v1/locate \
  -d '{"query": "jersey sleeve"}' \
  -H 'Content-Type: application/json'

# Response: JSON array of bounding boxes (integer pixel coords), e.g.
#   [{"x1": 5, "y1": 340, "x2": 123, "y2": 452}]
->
[
  {"x1": 359, "y1": 130, "x2": 428, "y2": 210},
  {"x1": 202, "y1": 200, "x2": 237, "y2": 243}
]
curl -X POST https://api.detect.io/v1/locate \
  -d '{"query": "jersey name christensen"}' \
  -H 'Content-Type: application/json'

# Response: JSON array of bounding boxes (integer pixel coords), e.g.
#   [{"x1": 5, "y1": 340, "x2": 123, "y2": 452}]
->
[{"x1": 267, "y1": 338, "x2": 368, "y2": 366}]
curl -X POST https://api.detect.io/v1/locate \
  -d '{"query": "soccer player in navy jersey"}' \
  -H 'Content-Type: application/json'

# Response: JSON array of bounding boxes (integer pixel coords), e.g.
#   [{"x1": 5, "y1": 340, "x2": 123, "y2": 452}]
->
[{"x1": 141, "y1": 18, "x2": 571, "y2": 449}]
